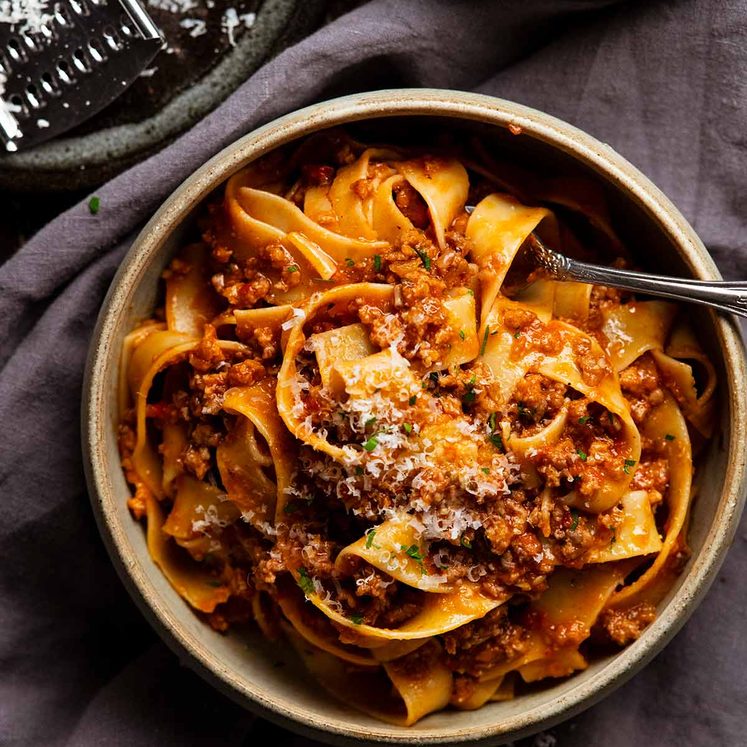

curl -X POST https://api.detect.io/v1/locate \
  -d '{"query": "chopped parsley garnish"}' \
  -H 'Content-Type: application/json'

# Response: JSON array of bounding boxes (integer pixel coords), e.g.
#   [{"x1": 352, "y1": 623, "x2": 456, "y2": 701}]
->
[
  {"x1": 365, "y1": 529, "x2": 378, "y2": 549},
  {"x1": 345, "y1": 257, "x2": 355, "y2": 267},
  {"x1": 350, "y1": 614, "x2": 363, "y2": 625},
  {"x1": 373, "y1": 254, "x2": 382, "y2": 272},
  {"x1": 355, "y1": 466, "x2": 364, "y2": 475},
  {"x1": 513, "y1": 330, "x2": 521, "y2": 339},
  {"x1": 517, "y1": 402, "x2": 531, "y2": 419},
  {"x1": 362, "y1": 434, "x2": 379, "y2": 452},
  {"x1": 462, "y1": 384, "x2": 476, "y2": 407},
  {"x1": 429, "y1": 371, "x2": 440, "y2": 385},
  {"x1": 297, "y1": 568, "x2": 315, "y2": 596},
  {"x1": 665, "y1": 434, "x2": 676, "y2": 441},
  {"x1": 481, "y1": 467, "x2": 490, "y2": 475},
  {"x1": 577, "y1": 449, "x2": 587, "y2": 462},
  {"x1": 488, "y1": 432, "x2": 504, "y2": 450},
  {"x1": 610, "y1": 530, "x2": 617, "y2": 545},
  {"x1": 479, "y1": 325, "x2": 491, "y2": 356},
  {"x1": 459, "y1": 329, "x2": 466, "y2": 341},
  {"x1": 403, "y1": 422, "x2": 413, "y2": 434},
  {"x1": 569, "y1": 509, "x2": 579, "y2": 532},
  {"x1": 488, "y1": 412, "x2": 497, "y2": 431},
  {"x1": 88, "y1": 196, "x2": 100, "y2": 214},
  {"x1": 460, "y1": 535, "x2": 472, "y2": 549},
  {"x1": 287, "y1": 265, "x2": 299, "y2": 273},
  {"x1": 414, "y1": 246, "x2": 431, "y2": 270},
  {"x1": 401, "y1": 544, "x2": 426, "y2": 574},
  {"x1": 364, "y1": 416, "x2": 377, "y2": 428},
  {"x1": 409, "y1": 395, "x2": 417, "y2": 405},
  {"x1": 401, "y1": 544, "x2": 424, "y2": 562},
  {"x1": 623, "y1": 459, "x2": 637, "y2": 474},
  {"x1": 578, "y1": 416, "x2": 590, "y2": 424}
]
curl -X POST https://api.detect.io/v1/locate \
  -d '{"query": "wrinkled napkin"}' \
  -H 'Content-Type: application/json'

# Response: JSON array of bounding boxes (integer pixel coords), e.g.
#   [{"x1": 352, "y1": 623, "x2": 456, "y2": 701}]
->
[{"x1": 1, "y1": 0, "x2": 745, "y2": 745}]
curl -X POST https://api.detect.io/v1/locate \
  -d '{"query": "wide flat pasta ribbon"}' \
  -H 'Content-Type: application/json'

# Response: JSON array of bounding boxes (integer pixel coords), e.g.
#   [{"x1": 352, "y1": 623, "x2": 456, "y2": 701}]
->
[
  {"x1": 220, "y1": 380, "x2": 297, "y2": 530},
  {"x1": 482, "y1": 305, "x2": 641, "y2": 512},
  {"x1": 466, "y1": 193, "x2": 557, "y2": 326},
  {"x1": 144, "y1": 493, "x2": 230, "y2": 613},
  {"x1": 284, "y1": 627, "x2": 452, "y2": 726},
  {"x1": 478, "y1": 564, "x2": 625, "y2": 683},
  {"x1": 609, "y1": 393, "x2": 692, "y2": 607}
]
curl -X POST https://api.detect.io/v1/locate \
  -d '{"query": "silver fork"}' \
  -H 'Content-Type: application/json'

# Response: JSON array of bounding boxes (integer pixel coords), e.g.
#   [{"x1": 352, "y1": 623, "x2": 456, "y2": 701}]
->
[
  {"x1": 527, "y1": 234, "x2": 747, "y2": 319},
  {"x1": 0, "y1": 0, "x2": 162, "y2": 152}
]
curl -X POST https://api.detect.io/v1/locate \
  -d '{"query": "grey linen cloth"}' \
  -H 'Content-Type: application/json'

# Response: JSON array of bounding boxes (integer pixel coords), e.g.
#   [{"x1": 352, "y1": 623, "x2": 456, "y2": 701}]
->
[{"x1": 1, "y1": 0, "x2": 745, "y2": 744}]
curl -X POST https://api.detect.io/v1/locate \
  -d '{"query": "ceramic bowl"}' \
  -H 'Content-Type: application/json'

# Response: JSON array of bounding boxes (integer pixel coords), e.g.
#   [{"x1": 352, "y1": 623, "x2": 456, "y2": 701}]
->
[{"x1": 82, "y1": 89, "x2": 747, "y2": 746}]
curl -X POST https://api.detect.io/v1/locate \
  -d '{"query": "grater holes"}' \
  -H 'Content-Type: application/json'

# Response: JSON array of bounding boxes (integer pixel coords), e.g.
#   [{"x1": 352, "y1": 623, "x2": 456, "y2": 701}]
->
[
  {"x1": 68, "y1": 0, "x2": 91, "y2": 16},
  {"x1": 40, "y1": 71, "x2": 61, "y2": 97},
  {"x1": 56, "y1": 59, "x2": 74, "y2": 84},
  {"x1": 25, "y1": 84, "x2": 42, "y2": 109},
  {"x1": 103, "y1": 25, "x2": 122, "y2": 51},
  {"x1": 9, "y1": 94, "x2": 26, "y2": 116},
  {"x1": 6, "y1": 38, "x2": 27, "y2": 64},
  {"x1": 87, "y1": 38, "x2": 106, "y2": 63},
  {"x1": 54, "y1": 2, "x2": 72, "y2": 26},
  {"x1": 21, "y1": 34, "x2": 37, "y2": 51},
  {"x1": 72, "y1": 47, "x2": 91, "y2": 73}
]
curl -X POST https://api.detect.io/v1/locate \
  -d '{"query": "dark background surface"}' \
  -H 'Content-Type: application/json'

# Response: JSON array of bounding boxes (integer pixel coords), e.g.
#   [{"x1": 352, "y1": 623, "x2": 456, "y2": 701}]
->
[{"x1": 1, "y1": 1, "x2": 745, "y2": 746}]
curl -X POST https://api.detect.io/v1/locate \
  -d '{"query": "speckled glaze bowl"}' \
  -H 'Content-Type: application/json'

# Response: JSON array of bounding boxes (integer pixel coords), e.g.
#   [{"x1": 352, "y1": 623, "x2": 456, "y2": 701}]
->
[{"x1": 82, "y1": 89, "x2": 747, "y2": 746}]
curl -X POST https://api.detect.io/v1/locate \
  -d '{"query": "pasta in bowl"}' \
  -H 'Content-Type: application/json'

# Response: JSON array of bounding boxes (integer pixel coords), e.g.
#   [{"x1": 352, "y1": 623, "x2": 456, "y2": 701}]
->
[{"x1": 118, "y1": 129, "x2": 716, "y2": 725}]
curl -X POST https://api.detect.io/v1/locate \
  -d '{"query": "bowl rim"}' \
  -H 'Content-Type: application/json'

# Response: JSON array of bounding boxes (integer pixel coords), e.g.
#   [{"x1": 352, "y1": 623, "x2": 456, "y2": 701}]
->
[{"x1": 82, "y1": 88, "x2": 747, "y2": 746}]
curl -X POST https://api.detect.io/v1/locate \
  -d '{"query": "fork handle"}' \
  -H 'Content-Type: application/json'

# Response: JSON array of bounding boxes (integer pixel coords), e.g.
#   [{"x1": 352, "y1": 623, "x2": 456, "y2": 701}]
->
[{"x1": 556, "y1": 257, "x2": 747, "y2": 319}]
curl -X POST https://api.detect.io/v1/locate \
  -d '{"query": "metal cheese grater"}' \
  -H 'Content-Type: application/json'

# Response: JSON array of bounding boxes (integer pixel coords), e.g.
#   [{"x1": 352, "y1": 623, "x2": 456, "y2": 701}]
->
[{"x1": 0, "y1": 0, "x2": 162, "y2": 152}]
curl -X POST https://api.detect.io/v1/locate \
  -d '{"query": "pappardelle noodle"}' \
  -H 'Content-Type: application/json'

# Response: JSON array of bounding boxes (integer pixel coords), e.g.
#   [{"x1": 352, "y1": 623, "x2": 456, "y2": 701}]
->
[{"x1": 119, "y1": 130, "x2": 716, "y2": 724}]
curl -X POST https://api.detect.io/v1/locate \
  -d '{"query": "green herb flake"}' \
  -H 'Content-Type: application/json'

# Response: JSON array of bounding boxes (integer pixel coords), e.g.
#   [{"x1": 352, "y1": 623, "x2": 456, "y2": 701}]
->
[
  {"x1": 665, "y1": 434, "x2": 676, "y2": 441},
  {"x1": 414, "y1": 247, "x2": 431, "y2": 270},
  {"x1": 88, "y1": 196, "x2": 101, "y2": 215},
  {"x1": 481, "y1": 467, "x2": 490, "y2": 475},
  {"x1": 355, "y1": 465, "x2": 364, "y2": 475},
  {"x1": 460, "y1": 535, "x2": 472, "y2": 549},
  {"x1": 577, "y1": 449, "x2": 587, "y2": 462},
  {"x1": 488, "y1": 412, "x2": 497, "y2": 432},
  {"x1": 459, "y1": 329, "x2": 466, "y2": 341},
  {"x1": 365, "y1": 529, "x2": 378, "y2": 549},
  {"x1": 364, "y1": 416, "x2": 377, "y2": 429},
  {"x1": 373, "y1": 254, "x2": 382, "y2": 272},
  {"x1": 287, "y1": 265, "x2": 299, "y2": 273},
  {"x1": 345, "y1": 257, "x2": 355, "y2": 267},
  {"x1": 569, "y1": 509, "x2": 579, "y2": 532},
  {"x1": 467, "y1": 288, "x2": 475, "y2": 296},
  {"x1": 462, "y1": 388, "x2": 476, "y2": 407},
  {"x1": 401, "y1": 544, "x2": 424, "y2": 562},
  {"x1": 578, "y1": 416, "x2": 590, "y2": 425},
  {"x1": 513, "y1": 330, "x2": 521, "y2": 339},
  {"x1": 623, "y1": 458, "x2": 637, "y2": 475},
  {"x1": 610, "y1": 530, "x2": 617, "y2": 545},
  {"x1": 363, "y1": 434, "x2": 379, "y2": 452},
  {"x1": 297, "y1": 567, "x2": 315, "y2": 596},
  {"x1": 488, "y1": 432, "x2": 504, "y2": 451},
  {"x1": 409, "y1": 395, "x2": 417, "y2": 406},
  {"x1": 479, "y1": 325, "x2": 491, "y2": 356},
  {"x1": 403, "y1": 422, "x2": 413, "y2": 434},
  {"x1": 350, "y1": 614, "x2": 363, "y2": 625}
]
